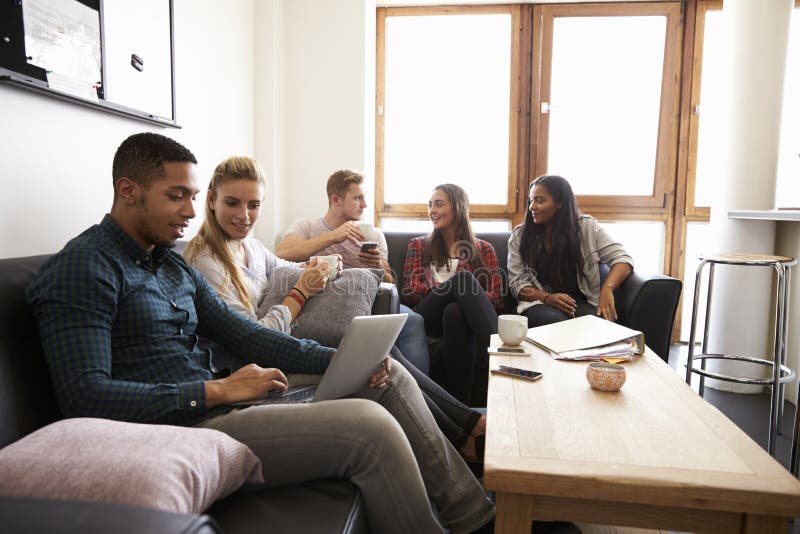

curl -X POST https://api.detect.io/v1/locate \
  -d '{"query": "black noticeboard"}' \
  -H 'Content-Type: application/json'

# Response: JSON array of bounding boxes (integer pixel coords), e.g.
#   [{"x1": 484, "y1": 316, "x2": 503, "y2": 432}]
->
[{"x1": 0, "y1": 0, "x2": 179, "y2": 128}]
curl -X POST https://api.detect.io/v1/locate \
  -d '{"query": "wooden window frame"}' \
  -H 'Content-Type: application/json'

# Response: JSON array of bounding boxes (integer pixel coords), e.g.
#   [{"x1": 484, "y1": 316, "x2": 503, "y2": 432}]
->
[
  {"x1": 531, "y1": 2, "x2": 683, "y2": 221},
  {"x1": 375, "y1": 4, "x2": 526, "y2": 223},
  {"x1": 682, "y1": 0, "x2": 721, "y2": 222}
]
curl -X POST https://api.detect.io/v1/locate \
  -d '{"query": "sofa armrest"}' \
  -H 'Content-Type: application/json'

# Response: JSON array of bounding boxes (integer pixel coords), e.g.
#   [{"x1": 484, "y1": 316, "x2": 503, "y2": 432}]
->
[
  {"x1": 605, "y1": 267, "x2": 682, "y2": 362},
  {"x1": 0, "y1": 496, "x2": 220, "y2": 534},
  {"x1": 209, "y1": 479, "x2": 367, "y2": 534},
  {"x1": 371, "y1": 282, "x2": 400, "y2": 315}
]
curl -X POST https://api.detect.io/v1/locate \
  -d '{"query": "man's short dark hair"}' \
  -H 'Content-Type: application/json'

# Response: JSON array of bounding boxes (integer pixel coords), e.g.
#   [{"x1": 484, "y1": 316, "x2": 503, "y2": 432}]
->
[{"x1": 112, "y1": 133, "x2": 197, "y2": 189}]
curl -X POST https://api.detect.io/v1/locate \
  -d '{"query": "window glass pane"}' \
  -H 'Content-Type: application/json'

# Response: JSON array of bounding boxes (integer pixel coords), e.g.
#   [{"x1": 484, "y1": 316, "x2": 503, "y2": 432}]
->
[
  {"x1": 680, "y1": 222, "x2": 711, "y2": 341},
  {"x1": 384, "y1": 14, "x2": 511, "y2": 204},
  {"x1": 597, "y1": 220, "x2": 664, "y2": 276},
  {"x1": 694, "y1": 11, "x2": 728, "y2": 208},
  {"x1": 380, "y1": 218, "x2": 511, "y2": 233},
  {"x1": 776, "y1": 8, "x2": 800, "y2": 208},
  {"x1": 547, "y1": 16, "x2": 666, "y2": 196}
]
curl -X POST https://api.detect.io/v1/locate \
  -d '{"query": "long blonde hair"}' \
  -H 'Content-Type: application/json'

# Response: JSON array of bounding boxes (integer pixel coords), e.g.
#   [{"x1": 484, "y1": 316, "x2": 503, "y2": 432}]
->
[{"x1": 184, "y1": 156, "x2": 267, "y2": 312}]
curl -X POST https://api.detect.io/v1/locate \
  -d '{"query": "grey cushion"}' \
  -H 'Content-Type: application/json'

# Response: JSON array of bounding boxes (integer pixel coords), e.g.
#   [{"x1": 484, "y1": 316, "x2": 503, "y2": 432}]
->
[
  {"x1": 0, "y1": 418, "x2": 264, "y2": 514},
  {"x1": 259, "y1": 268, "x2": 383, "y2": 347}
]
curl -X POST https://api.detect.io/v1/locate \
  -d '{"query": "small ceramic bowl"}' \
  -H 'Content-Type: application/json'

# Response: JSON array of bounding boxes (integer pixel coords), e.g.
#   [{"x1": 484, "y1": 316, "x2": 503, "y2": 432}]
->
[{"x1": 586, "y1": 362, "x2": 626, "y2": 392}]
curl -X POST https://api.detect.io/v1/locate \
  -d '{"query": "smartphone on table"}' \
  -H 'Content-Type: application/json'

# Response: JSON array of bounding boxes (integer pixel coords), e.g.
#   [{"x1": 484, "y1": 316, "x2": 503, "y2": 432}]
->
[
  {"x1": 488, "y1": 346, "x2": 528, "y2": 356},
  {"x1": 360, "y1": 242, "x2": 378, "y2": 252},
  {"x1": 490, "y1": 365, "x2": 542, "y2": 381}
]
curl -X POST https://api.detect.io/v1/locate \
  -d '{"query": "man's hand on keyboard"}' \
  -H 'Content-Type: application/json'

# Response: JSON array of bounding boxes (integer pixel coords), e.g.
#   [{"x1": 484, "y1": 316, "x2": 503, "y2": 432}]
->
[{"x1": 205, "y1": 364, "x2": 288, "y2": 407}]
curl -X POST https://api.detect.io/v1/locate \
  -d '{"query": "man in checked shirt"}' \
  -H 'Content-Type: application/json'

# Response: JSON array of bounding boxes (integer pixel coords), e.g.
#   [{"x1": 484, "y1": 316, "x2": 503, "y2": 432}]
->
[{"x1": 26, "y1": 133, "x2": 494, "y2": 534}]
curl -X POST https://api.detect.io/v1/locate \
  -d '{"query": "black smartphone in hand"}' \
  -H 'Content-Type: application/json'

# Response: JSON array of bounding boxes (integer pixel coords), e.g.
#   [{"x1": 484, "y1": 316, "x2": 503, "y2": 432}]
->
[{"x1": 360, "y1": 242, "x2": 378, "y2": 252}]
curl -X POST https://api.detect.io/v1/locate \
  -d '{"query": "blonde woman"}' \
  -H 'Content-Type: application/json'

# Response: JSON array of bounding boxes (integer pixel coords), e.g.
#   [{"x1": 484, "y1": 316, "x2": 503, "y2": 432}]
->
[{"x1": 184, "y1": 157, "x2": 329, "y2": 331}]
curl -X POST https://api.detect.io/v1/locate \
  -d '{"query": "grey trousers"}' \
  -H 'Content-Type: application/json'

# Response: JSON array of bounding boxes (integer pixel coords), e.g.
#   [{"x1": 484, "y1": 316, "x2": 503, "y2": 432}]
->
[{"x1": 194, "y1": 360, "x2": 495, "y2": 534}]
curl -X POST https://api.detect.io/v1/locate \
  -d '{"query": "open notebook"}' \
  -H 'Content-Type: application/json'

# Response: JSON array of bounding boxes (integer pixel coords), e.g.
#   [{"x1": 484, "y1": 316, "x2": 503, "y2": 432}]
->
[{"x1": 525, "y1": 315, "x2": 644, "y2": 361}]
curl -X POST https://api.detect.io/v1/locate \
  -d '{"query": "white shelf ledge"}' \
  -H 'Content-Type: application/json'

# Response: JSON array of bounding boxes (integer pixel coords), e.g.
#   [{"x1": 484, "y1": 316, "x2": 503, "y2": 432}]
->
[{"x1": 728, "y1": 209, "x2": 800, "y2": 221}]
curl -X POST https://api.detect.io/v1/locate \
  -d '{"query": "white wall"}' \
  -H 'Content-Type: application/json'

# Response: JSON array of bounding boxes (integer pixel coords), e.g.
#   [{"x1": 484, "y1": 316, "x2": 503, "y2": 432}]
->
[
  {"x1": 253, "y1": 0, "x2": 285, "y2": 250},
  {"x1": 256, "y1": 0, "x2": 376, "y2": 249},
  {"x1": 0, "y1": 0, "x2": 256, "y2": 258},
  {"x1": 0, "y1": 0, "x2": 377, "y2": 257}
]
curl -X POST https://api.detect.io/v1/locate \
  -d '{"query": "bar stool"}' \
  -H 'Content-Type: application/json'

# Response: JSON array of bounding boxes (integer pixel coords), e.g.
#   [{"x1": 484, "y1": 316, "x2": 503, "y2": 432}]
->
[{"x1": 685, "y1": 253, "x2": 796, "y2": 457}]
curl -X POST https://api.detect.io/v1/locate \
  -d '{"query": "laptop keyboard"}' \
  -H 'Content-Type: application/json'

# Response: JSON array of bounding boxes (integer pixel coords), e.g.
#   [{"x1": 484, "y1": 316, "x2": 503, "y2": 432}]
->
[{"x1": 258, "y1": 386, "x2": 316, "y2": 404}]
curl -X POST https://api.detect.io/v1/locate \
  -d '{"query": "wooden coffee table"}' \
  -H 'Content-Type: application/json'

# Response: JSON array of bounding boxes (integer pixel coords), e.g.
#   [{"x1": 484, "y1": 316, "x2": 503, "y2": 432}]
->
[{"x1": 484, "y1": 336, "x2": 800, "y2": 533}]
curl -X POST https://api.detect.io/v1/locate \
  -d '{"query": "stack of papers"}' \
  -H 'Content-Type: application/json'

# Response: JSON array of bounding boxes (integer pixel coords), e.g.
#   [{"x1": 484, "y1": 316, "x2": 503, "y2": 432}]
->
[
  {"x1": 525, "y1": 315, "x2": 644, "y2": 361},
  {"x1": 556, "y1": 340, "x2": 637, "y2": 361}
]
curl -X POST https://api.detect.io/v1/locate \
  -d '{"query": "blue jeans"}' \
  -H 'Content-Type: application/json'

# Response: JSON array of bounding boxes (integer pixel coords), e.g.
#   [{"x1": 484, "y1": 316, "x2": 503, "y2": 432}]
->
[{"x1": 395, "y1": 304, "x2": 431, "y2": 375}]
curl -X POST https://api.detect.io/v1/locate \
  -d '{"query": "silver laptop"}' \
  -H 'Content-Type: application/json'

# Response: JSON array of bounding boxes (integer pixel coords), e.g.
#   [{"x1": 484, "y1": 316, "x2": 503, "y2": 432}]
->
[{"x1": 239, "y1": 313, "x2": 408, "y2": 405}]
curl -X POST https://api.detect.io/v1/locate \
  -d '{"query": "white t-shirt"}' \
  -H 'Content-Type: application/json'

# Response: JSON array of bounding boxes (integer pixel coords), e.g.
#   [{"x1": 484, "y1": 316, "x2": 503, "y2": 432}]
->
[
  {"x1": 284, "y1": 217, "x2": 389, "y2": 269},
  {"x1": 189, "y1": 238, "x2": 299, "y2": 333},
  {"x1": 431, "y1": 258, "x2": 460, "y2": 284}
]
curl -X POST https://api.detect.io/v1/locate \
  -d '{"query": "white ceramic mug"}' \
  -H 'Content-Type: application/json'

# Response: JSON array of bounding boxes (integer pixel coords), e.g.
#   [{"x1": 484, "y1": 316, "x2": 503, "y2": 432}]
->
[
  {"x1": 498, "y1": 315, "x2": 528, "y2": 346},
  {"x1": 312, "y1": 255, "x2": 339, "y2": 281},
  {"x1": 355, "y1": 222, "x2": 374, "y2": 240}
]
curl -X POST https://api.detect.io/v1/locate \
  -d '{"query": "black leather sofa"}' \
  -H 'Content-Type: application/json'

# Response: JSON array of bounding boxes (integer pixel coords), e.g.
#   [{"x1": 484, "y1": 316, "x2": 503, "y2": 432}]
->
[
  {"x1": 382, "y1": 231, "x2": 682, "y2": 364},
  {"x1": 0, "y1": 254, "x2": 368, "y2": 534}
]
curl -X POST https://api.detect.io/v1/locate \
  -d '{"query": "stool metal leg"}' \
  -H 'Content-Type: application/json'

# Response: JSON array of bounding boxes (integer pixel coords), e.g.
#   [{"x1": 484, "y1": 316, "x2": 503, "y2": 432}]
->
[
  {"x1": 781, "y1": 266, "x2": 792, "y2": 432},
  {"x1": 778, "y1": 264, "x2": 789, "y2": 435},
  {"x1": 793, "y1": 383, "x2": 800, "y2": 475},
  {"x1": 768, "y1": 265, "x2": 786, "y2": 455},
  {"x1": 699, "y1": 262, "x2": 716, "y2": 397},
  {"x1": 686, "y1": 260, "x2": 709, "y2": 386},
  {"x1": 791, "y1": 272, "x2": 800, "y2": 474}
]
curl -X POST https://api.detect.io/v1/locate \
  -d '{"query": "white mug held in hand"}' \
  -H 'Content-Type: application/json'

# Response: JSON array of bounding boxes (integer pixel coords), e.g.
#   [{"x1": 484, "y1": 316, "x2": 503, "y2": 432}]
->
[
  {"x1": 498, "y1": 315, "x2": 528, "y2": 346},
  {"x1": 355, "y1": 222, "x2": 374, "y2": 241},
  {"x1": 312, "y1": 255, "x2": 339, "y2": 282}
]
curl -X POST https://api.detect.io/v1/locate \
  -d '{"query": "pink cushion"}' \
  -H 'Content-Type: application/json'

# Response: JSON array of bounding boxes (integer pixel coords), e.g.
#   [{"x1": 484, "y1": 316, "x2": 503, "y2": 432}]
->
[{"x1": 0, "y1": 418, "x2": 263, "y2": 514}]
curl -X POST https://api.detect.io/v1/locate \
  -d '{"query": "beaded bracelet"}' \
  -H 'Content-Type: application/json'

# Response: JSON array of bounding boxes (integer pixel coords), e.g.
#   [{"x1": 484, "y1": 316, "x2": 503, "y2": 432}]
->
[{"x1": 542, "y1": 294, "x2": 551, "y2": 304}]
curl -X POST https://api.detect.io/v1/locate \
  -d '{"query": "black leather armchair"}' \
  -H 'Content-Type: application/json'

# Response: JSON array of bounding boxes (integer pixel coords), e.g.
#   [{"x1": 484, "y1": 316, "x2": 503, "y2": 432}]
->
[{"x1": 371, "y1": 282, "x2": 399, "y2": 316}]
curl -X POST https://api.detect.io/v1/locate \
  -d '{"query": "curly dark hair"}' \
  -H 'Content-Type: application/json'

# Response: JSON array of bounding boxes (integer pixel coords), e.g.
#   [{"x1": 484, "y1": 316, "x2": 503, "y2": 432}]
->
[
  {"x1": 112, "y1": 133, "x2": 197, "y2": 190},
  {"x1": 519, "y1": 175, "x2": 584, "y2": 289}
]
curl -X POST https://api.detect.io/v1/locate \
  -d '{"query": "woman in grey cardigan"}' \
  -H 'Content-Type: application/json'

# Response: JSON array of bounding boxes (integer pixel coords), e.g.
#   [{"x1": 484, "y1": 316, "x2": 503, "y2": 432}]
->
[{"x1": 507, "y1": 175, "x2": 634, "y2": 327}]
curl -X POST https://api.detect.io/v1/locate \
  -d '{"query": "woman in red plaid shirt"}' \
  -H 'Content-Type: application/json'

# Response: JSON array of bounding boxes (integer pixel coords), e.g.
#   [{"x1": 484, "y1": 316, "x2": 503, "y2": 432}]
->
[{"x1": 401, "y1": 184, "x2": 502, "y2": 407}]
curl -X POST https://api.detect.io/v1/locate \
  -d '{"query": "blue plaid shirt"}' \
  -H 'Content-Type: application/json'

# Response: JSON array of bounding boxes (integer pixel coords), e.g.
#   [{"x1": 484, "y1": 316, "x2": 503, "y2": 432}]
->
[{"x1": 27, "y1": 215, "x2": 334, "y2": 425}]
